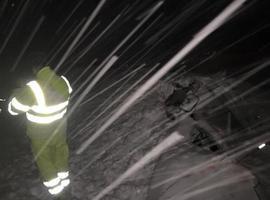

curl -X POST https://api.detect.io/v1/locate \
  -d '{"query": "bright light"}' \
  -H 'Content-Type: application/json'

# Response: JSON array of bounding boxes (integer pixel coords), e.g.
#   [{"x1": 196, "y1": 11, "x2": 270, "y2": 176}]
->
[
  {"x1": 61, "y1": 179, "x2": 70, "y2": 187},
  {"x1": 58, "y1": 171, "x2": 69, "y2": 179},
  {"x1": 26, "y1": 109, "x2": 66, "y2": 124},
  {"x1": 43, "y1": 177, "x2": 60, "y2": 187},
  {"x1": 48, "y1": 185, "x2": 64, "y2": 195},
  {"x1": 61, "y1": 76, "x2": 73, "y2": 93},
  {"x1": 258, "y1": 143, "x2": 266, "y2": 149}
]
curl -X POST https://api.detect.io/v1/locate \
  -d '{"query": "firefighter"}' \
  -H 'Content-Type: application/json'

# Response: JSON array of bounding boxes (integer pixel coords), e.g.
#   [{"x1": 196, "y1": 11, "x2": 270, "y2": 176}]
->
[{"x1": 8, "y1": 66, "x2": 72, "y2": 196}]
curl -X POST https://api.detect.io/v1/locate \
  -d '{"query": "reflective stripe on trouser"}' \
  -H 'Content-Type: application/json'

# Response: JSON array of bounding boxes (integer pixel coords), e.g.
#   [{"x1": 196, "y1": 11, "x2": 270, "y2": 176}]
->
[
  {"x1": 30, "y1": 134, "x2": 69, "y2": 190},
  {"x1": 44, "y1": 174, "x2": 70, "y2": 195},
  {"x1": 47, "y1": 179, "x2": 70, "y2": 195}
]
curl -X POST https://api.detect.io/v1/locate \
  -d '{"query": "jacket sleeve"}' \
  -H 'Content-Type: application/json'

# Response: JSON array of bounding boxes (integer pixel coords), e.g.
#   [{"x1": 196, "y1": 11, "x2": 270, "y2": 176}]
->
[
  {"x1": 8, "y1": 86, "x2": 35, "y2": 115},
  {"x1": 61, "y1": 76, "x2": 72, "y2": 96}
]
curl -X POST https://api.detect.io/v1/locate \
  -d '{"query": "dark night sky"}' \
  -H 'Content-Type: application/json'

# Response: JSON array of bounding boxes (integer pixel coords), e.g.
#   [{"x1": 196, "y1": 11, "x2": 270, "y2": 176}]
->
[{"x1": 0, "y1": 0, "x2": 270, "y2": 95}]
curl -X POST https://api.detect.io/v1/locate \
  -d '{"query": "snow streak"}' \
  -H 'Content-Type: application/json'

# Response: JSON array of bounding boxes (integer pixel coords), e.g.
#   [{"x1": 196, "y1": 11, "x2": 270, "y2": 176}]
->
[
  {"x1": 92, "y1": 132, "x2": 184, "y2": 200},
  {"x1": 76, "y1": 0, "x2": 248, "y2": 154}
]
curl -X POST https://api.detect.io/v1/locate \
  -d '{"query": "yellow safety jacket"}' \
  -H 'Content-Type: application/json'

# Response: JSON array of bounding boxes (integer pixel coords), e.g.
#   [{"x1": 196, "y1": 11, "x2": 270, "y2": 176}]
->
[{"x1": 8, "y1": 67, "x2": 72, "y2": 124}]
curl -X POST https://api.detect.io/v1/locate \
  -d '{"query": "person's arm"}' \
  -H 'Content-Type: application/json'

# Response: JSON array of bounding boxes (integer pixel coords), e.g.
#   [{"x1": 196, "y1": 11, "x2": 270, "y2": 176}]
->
[
  {"x1": 61, "y1": 75, "x2": 72, "y2": 95},
  {"x1": 0, "y1": 98, "x2": 5, "y2": 113},
  {"x1": 8, "y1": 86, "x2": 34, "y2": 116}
]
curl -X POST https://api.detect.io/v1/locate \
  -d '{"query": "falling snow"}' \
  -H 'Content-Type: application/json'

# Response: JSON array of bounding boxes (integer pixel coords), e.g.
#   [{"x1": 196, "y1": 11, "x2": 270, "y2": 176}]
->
[{"x1": 0, "y1": 0, "x2": 270, "y2": 199}]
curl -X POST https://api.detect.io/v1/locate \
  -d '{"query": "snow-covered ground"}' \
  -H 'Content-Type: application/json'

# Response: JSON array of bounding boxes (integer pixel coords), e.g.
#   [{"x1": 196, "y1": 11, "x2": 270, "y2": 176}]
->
[{"x1": 1, "y1": 73, "x2": 266, "y2": 200}]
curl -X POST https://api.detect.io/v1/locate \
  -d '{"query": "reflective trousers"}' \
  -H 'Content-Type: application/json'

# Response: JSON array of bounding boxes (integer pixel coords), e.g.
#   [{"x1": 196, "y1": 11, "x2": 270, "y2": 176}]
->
[{"x1": 27, "y1": 119, "x2": 69, "y2": 182}]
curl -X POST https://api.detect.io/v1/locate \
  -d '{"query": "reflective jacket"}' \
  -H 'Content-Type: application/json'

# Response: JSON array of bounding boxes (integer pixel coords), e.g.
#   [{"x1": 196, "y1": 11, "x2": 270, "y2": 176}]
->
[{"x1": 8, "y1": 67, "x2": 72, "y2": 125}]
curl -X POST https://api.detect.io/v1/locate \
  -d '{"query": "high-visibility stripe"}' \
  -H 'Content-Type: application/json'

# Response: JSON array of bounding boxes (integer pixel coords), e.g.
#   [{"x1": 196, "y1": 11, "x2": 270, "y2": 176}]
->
[
  {"x1": 8, "y1": 96, "x2": 68, "y2": 118},
  {"x1": 258, "y1": 143, "x2": 266, "y2": 149},
  {"x1": 43, "y1": 177, "x2": 60, "y2": 187},
  {"x1": 27, "y1": 81, "x2": 46, "y2": 106},
  {"x1": 8, "y1": 102, "x2": 19, "y2": 115},
  {"x1": 26, "y1": 80, "x2": 69, "y2": 115},
  {"x1": 9, "y1": 78, "x2": 71, "y2": 123},
  {"x1": 61, "y1": 76, "x2": 73, "y2": 94},
  {"x1": 57, "y1": 171, "x2": 69, "y2": 179},
  {"x1": 48, "y1": 184, "x2": 64, "y2": 195},
  {"x1": 61, "y1": 179, "x2": 70, "y2": 187},
  {"x1": 26, "y1": 109, "x2": 67, "y2": 124},
  {"x1": 31, "y1": 101, "x2": 68, "y2": 114},
  {"x1": 11, "y1": 98, "x2": 30, "y2": 112}
]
